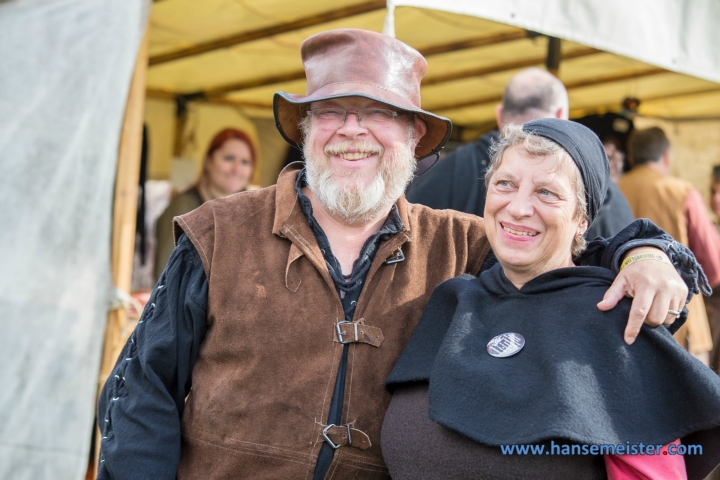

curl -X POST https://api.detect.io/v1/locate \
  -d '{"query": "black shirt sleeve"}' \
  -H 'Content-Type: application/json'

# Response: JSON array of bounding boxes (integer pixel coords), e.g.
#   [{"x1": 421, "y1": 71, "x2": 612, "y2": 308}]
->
[{"x1": 97, "y1": 234, "x2": 208, "y2": 480}]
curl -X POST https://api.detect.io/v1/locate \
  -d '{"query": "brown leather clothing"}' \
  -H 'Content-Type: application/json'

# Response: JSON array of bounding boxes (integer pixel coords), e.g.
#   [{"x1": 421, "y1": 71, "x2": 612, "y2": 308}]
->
[{"x1": 173, "y1": 164, "x2": 490, "y2": 479}]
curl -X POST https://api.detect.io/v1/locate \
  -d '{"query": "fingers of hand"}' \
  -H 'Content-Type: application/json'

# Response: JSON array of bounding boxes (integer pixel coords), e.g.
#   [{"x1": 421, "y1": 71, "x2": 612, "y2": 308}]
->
[
  {"x1": 619, "y1": 259, "x2": 688, "y2": 343},
  {"x1": 625, "y1": 290, "x2": 652, "y2": 345},
  {"x1": 597, "y1": 275, "x2": 631, "y2": 312},
  {"x1": 646, "y1": 288, "x2": 674, "y2": 327}
]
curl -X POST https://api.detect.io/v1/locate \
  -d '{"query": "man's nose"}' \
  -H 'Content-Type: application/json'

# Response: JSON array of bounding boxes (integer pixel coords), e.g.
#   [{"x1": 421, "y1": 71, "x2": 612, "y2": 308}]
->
[{"x1": 337, "y1": 111, "x2": 367, "y2": 137}]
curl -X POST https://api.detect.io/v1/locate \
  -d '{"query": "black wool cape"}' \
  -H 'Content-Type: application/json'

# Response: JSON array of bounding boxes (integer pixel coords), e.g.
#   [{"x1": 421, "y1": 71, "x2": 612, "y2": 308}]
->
[{"x1": 386, "y1": 264, "x2": 720, "y2": 479}]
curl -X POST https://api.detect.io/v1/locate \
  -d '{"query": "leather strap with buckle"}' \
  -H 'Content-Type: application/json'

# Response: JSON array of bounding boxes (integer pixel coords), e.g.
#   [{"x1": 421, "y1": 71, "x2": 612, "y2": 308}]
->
[
  {"x1": 335, "y1": 320, "x2": 384, "y2": 347},
  {"x1": 321, "y1": 424, "x2": 372, "y2": 450}
]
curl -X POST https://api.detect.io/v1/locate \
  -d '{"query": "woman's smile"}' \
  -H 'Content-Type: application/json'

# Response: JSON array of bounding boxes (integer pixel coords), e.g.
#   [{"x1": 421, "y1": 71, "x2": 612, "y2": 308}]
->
[{"x1": 485, "y1": 145, "x2": 587, "y2": 288}]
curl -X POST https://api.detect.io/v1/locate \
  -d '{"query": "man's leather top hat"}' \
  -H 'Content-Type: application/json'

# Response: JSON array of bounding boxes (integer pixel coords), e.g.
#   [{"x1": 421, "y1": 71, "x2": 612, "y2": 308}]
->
[{"x1": 273, "y1": 29, "x2": 452, "y2": 159}]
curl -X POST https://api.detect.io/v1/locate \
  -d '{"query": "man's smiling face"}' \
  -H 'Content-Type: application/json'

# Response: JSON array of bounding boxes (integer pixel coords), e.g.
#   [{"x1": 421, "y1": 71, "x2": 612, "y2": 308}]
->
[{"x1": 302, "y1": 96, "x2": 426, "y2": 224}]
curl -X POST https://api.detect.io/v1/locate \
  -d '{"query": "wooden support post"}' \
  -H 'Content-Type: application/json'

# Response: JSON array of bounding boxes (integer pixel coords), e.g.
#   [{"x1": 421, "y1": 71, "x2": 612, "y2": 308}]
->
[
  {"x1": 90, "y1": 24, "x2": 149, "y2": 479},
  {"x1": 173, "y1": 96, "x2": 189, "y2": 157},
  {"x1": 546, "y1": 36, "x2": 562, "y2": 77}
]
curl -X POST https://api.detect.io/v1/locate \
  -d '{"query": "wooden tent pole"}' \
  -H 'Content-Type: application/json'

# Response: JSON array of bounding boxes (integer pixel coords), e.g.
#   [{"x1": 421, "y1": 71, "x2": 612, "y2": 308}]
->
[
  {"x1": 101, "y1": 24, "x2": 149, "y2": 396},
  {"x1": 89, "y1": 24, "x2": 149, "y2": 480}
]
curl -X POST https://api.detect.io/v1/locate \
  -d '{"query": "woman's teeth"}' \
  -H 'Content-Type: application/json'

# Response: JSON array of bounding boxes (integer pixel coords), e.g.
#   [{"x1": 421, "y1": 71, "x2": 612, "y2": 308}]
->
[{"x1": 503, "y1": 225, "x2": 538, "y2": 236}]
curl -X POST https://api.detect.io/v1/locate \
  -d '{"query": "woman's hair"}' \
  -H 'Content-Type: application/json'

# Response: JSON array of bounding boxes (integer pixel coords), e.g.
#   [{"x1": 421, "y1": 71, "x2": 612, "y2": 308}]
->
[
  {"x1": 204, "y1": 128, "x2": 256, "y2": 164},
  {"x1": 485, "y1": 123, "x2": 588, "y2": 256}
]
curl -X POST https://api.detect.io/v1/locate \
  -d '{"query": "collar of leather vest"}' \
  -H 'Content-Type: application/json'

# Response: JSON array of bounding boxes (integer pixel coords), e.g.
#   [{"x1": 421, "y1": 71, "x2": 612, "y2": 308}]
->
[{"x1": 272, "y1": 162, "x2": 413, "y2": 242}]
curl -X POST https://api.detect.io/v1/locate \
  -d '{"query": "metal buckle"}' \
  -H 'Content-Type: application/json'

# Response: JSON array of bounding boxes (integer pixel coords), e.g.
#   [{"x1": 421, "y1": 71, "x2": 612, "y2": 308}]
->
[
  {"x1": 385, "y1": 247, "x2": 405, "y2": 265},
  {"x1": 336, "y1": 321, "x2": 358, "y2": 344},
  {"x1": 322, "y1": 424, "x2": 351, "y2": 449}
]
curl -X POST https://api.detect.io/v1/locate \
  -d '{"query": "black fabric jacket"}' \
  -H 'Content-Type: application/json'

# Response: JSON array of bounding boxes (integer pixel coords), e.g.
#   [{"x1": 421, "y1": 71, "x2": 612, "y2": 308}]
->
[
  {"x1": 586, "y1": 181, "x2": 635, "y2": 240},
  {"x1": 407, "y1": 131, "x2": 497, "y2": 217},
  {"x1": 386, "y1": 264, "x2": 720, "y2": 479}
]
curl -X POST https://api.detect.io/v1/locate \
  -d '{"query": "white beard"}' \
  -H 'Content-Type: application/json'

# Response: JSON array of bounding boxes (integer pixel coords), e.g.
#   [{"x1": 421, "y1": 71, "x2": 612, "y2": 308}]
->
[{"x1": 303, "y1": 129, "x2": 417, "y2": 225}]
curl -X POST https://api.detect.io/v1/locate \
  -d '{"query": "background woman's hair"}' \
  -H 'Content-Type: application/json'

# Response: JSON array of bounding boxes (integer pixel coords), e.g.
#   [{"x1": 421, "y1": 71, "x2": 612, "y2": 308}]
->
[
  {"x1": 712, "y1": 165, "x2": 720, "y2": 184},
  {"x1": 485, "y1": 123, "x2": 588, "y2": 256},
  {"x1": 204, "y1": 128, "x2": 256, "y2": 164}
]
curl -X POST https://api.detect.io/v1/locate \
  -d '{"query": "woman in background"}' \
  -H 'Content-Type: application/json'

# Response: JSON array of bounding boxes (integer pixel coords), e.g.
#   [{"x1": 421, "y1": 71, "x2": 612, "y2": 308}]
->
[{"x1": 154, "y1": 128, "x2": 256, "y2": 279}]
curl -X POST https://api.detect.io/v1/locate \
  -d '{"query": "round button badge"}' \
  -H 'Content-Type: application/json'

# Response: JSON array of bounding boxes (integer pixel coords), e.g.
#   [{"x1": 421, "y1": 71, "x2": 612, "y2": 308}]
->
[{"x1": 487, "y1": 333, "x2": 525, "y2": 358}]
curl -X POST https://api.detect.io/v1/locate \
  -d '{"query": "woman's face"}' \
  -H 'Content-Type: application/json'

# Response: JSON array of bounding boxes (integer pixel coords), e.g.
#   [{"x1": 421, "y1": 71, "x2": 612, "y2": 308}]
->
[
  {"x1": 205, "y1": 138, "x2": 254, "y2": 196},
  {"x1": 711, "y1": 181, "x2": 720, "y2": 218},
  {"x1": 484, "y1": 146, "x2": 588, "y2": 287}
]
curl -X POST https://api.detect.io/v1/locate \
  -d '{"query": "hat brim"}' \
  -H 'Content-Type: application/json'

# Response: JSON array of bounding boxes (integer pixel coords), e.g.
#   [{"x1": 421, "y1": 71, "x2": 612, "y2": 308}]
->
[{"x1": 273, "y1": 84, "x2": 452, "y2": 159}]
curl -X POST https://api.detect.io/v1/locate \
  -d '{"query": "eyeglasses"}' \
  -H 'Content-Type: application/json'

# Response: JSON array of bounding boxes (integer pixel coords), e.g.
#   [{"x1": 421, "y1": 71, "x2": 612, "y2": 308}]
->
[{"x1": 306, "y1": 107, "x2": 409, "y2": 128}]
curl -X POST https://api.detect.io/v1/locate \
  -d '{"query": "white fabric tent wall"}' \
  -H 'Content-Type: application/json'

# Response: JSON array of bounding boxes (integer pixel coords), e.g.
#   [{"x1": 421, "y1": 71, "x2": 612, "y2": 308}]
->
[
  {"x1": 391, "y1": 0, "x2": 720, "y2": 83},
  {"x1": 0, "y1": 0, "x2": 149, "y2": 478}
]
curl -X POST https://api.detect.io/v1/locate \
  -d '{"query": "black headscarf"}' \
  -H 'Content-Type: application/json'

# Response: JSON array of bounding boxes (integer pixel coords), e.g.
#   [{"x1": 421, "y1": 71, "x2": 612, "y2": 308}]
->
[{"x1": 521, "y1": 118, "x2": 609, "y2": 226}]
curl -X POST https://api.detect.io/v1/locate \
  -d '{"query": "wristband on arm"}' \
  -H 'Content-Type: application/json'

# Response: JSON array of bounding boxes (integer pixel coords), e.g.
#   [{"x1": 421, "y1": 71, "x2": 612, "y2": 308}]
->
[{"x1": 619, "y1": 253, "x2": 669, "y2": 271}]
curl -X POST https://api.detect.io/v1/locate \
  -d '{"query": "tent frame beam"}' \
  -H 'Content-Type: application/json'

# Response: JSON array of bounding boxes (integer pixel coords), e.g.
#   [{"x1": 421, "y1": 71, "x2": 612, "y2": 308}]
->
[
  {"x1": 422, "y1": 46, "x2": 600, "y2": 86},
  {"x1": 148, "y1": 0, "x2": 387, "y2": 66},
  {"x1": 567, "y1": 86, "x2": 720, "y2": 119},
  {"x1": 430, "y1": 67, "x2": 667, "y2": 112},
  {"x1": 156, "y1": 29, "x2": 532, "y2": 99}
]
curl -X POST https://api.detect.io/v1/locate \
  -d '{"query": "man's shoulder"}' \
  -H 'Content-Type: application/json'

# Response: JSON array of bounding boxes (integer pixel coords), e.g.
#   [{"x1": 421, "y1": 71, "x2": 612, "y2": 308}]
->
[
  {"x1": 641, "y1": 174, "x2": 693, "y2": 196},
  {"x1": 173, "y1": 185, "x2": 280, "y2": 274},
  {"x1": 406, "y1": 201, "x2": 485, "y2": 230},
  {"x1": 174, "y1": 185, "x2": 278, "y2": 242},
  {"x1": 183, "y1": 185, "x2": 277, "y2": 220},
  {"x1": 666, "y1": 175, "x2": 694, "y2": 190}
]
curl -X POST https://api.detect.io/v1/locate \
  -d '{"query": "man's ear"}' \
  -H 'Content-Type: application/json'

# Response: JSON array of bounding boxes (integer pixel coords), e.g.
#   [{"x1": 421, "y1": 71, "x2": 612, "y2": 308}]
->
[
  {"x1": 555, "y1": 107, "x2": 567, "y2": 120},
  {"x1": 413, "y1": 115, "x2": 427, "y2": 143},
  {"x1": 662, "y1": 148, "x2": 671, "y2": 168},
  {"x1": 495, "y1": 104, "x2": 504, "y2": 128}
]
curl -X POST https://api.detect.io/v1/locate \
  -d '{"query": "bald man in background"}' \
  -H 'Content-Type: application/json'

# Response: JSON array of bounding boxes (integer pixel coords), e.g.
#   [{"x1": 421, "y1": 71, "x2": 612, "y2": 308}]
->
[{"x1": 407, "y1": 67, "x2": 634, "y2": 240}]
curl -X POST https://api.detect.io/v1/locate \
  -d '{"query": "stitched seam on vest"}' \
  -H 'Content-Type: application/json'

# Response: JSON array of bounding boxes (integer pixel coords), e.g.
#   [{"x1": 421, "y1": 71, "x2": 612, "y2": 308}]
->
[
  {"x1": 340, "y1": 450, "x2": 388, "y2": 466},
  {"x1": 191, "y1": 431, "x2": 313, "y2": 456},
  {"x1": 190, "y1": 435, "x2": 314, "y2": 464},
  {"x1": 326, "y1": 461, "x2": 339, "y2": 479},
  {"x1": 176, "y1": 216, "x2": 210, "y2": 271},
  {"x1": 332, "y1": 455, "x2": 388, "y2": 472},
  {"x1": 283, "y1": 224, "x2": 325, "y2": 266}
]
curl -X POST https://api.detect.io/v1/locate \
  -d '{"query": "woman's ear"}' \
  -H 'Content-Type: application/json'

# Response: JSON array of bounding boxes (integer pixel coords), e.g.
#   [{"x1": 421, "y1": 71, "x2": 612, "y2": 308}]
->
[{"x1": 577, "y1": 218, "x2": 589, "y2": 237}]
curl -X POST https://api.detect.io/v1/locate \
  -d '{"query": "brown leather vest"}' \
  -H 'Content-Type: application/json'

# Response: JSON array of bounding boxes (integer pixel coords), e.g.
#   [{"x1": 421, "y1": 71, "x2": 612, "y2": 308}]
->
[
  {"x1": 619, "y1": 165, "x2": 691, "y2": 245},
  {"x1": 173, "y1": 164, "x2": 490, "y2": 479}
]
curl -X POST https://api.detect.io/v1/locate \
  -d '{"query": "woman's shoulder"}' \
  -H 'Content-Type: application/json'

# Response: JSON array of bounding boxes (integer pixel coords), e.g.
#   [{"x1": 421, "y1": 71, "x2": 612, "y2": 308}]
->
[{"x1": 165, "y1": 188, "x2": 204, "y2": 217}]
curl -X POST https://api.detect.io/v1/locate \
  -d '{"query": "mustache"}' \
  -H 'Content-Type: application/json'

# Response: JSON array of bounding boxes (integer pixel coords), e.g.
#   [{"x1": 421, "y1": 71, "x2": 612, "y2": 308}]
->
[{"x1": 324, "y1": 141, "x2": 384, "y2": 157}]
